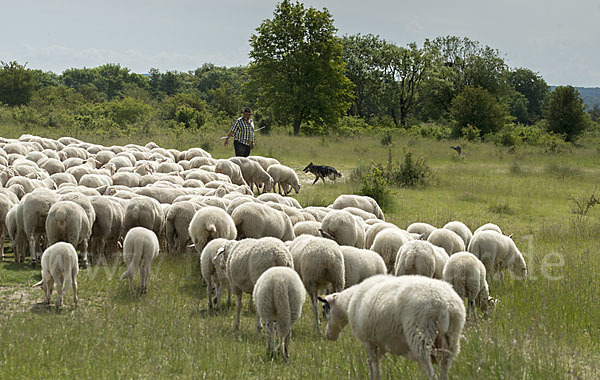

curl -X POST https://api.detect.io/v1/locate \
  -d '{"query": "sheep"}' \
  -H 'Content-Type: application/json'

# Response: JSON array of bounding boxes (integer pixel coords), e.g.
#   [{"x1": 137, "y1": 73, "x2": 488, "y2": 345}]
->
[
  {"x1": 293, "y1": 221, "x2": 322, "y2": 237},
  {"x1": 118, "y1": 227, "x2": 159, "y2": 294},
  {"x1": 215, "y1": 159, "x2": 247, "y2": 186},
  {"x1": 266, "y1": 164, "x2": 301, "y2": 195},
  {"x1": 474, "y1": 223, "x2": 502, "y2": 235},
  {"x1": 253, "y1": 266, "x2": 306, "y2": 360},
  {"x1": 394, "y1": 240, "x2": 448, "y2": 279},
  {"x1": 221, "y1": 237, "x2": 294, "y2": 330},
  {"x1": 427, "y1": 228, "x2": 466, "y2": 256},
  {"x1": 188, "y1": 206, "x2": 237, "y2": 254},
  {"x1": 467, "y1": 230, "x2": 527, "y2": 281},
  {"x1": 122, "y1": 196, "x2": 164, "y2": 237},
  {"x1": 369, "y1": 227, "x2": 413, "y2": 273},
  {"x1": 229, "y1": 157, "x2": 274, "y2": 194},
  {"x1": 320, "y1": 209, "x2": 364, "y2": 248},
  {"x1": 38, "y1": 157, "x2": 65, "y2": 175},
  {"x1": 165, "y1": 201, "x2": 202, "y2": 255},
  {"x1": 112, "y1": 172, "x2": 141, "y2": 187},
  {"x1": 33, "y1": 242, "x2": 79, "y2": 309},
  {"x1": 45, "y1": 200, "x2": 92, "y2": 267},
  {"x1": 231, "y1": 202, "x2": 295, "y2": 242},
  {"x1": 264, "y1": 201, "x2": 305, "y2": 225},
  {"x1": 20, "y1": 188, "x2": 58, "y2": 264},
  {"x1": 364, "y1": 222, "x2": 399, "y2": 250},
  {"x1": 6, "y1": 206, "x2": 27, "y2": 262},
  {"x1": 200, "y1": 238, "x2": 234, "y2": 310},
  {"x1": 341, "y1": 207, "x2": 377, "y2": 221},
  {"x1": 443, "y1": 221, "x2": 473, "y2": 248},
  {"x1": 289, "y1": 236, "x2": 344, "y2": 334},
  {"x1": 330, "y1": 194, "x2": 385, "y2": 221},
  {"x1": 442, "y1": 251, "x2": 492, "y2": 320},
  {"x1": 0, "y1": 196, "x2": 14, "y2": 259},
  {"x1": 79, "y1": 173, "x2": 113, "y2": 188},
  {"x1": 89, "y1": 196, "x2": 124, "y2": 262},
  {"x1": 50, "y1": 172, "x2": 77, "y2": 187},
  {"x1": 318, "y1": 275, "x2": 466, "y2": 380},
  {"x1": 339, "y1": 245, "x2": 387, "y2": 288},
  {"x1": 248, "y1": 155, "x2": 280, "y2": 171},
  {"x1": 407, "y1": 221, "x2": 437, "y2": 240}
]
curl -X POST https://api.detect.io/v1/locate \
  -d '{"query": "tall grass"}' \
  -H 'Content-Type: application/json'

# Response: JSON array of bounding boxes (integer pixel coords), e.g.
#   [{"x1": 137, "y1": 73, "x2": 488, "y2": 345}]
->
[{"x1": 1, "y1": 132, "x2": 599, "y2": 379}]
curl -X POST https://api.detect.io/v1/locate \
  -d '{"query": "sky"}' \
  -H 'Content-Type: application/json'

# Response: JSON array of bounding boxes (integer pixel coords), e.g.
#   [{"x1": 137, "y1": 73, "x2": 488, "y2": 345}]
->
[{"x1": 1, "y1": 0, "x2": 599, "y2": 87}]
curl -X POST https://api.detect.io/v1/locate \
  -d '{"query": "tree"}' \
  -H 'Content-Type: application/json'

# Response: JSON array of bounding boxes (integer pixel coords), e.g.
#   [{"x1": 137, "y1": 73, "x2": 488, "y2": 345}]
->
[
  {"x1": 248, "y1": 0, "x2": 354, "y2": 135},
  {"x1": 589, "y1": 103, "x2": 600, "y2": 123},
  {"x1": 0, "y1": 61, "x2": 35, "y2": 106},
  {"x1": 544, "y1": 86, "x2": 588, "y2": 141},
  {"x1": 450, "y1": 86, "x2": 509, "y2": 136},
  {"x1": 506, "y1": 68, "x2": 549, "y2": 123}
]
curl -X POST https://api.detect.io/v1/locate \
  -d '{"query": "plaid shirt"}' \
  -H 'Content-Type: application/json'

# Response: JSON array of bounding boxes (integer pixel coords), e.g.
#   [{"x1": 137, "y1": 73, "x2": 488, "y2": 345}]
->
[{"x1": 230, "y1": 117, "x2": 255, "y2": 146}]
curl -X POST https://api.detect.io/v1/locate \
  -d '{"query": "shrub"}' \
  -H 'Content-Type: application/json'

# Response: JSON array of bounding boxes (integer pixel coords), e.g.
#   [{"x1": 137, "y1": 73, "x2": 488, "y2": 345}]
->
[
  {"x1": 387, "y1": 151, "x2": 433, "y2": 188},
  {"x1": 358, "y1": 165, "x2": 390, "y2": 207}
]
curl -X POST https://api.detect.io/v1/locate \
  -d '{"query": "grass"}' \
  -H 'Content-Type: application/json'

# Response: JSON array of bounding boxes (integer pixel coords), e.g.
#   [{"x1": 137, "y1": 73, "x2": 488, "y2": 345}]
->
[{"x1": 1, "y1": 129, "x2": 600, "y2": 379}]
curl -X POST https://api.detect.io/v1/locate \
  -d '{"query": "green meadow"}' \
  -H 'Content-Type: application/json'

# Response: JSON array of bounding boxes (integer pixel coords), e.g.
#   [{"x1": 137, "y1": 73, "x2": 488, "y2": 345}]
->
[{"x1": 0, "y1": 127, "x2": 599, "y2": 379}]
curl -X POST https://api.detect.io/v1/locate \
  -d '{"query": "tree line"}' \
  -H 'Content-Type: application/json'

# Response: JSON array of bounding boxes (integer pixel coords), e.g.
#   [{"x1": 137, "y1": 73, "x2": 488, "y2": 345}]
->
[{"x1": 0, "y1": 0, "x2": 597, "y2": 144}]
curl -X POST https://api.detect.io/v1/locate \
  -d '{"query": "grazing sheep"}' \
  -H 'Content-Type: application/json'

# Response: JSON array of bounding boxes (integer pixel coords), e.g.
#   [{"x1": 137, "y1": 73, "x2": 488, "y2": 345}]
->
[
  {"x1": 427, "y1": 228, "x2": 466, "y2": 256},
  {"x1": 215, "y1": 159, "x2": 247, "y2": 186},
  {"x1": 406, "y1": 222, "x2": 437, "y2": 240},
  {"x1": 222, "y1": 237, "x2": 294, "y2": 331},
  {"x1": 253, "y1": 266, "x2": 306, "y2": 360},
  {"x1": 89, "y1": 196, "x2": 124, "y2": 262},
  {"x1": 289, "y1": 236, "x2": 344, "y2": 334},
  {"x1": 6, "y1": 206, "x2": 27, "y2": 262},
  {"x1": 320, "y1": 210, "x2": 364, "y2": 248},
  {"x1": 46, "y1": 201, "x2": 92, "y2": 267},
  {"x1": 229, "y1": 157, "x2": 274, "y2": 194},
  {"x1": 339, "y1": 246, "x2": 387, "y2": 288},
  {"x1": 33, "y1": 242, "x2": 79, "y2": 309},
  {"x1": 443, "y1": 221, "x2": 473, "y2": 248},
  {"x1": 369, "y1": 228, "x2": 413, "y2": 273},
  {"x1": 319, "y1": 275, "x2": 466, "y2": 380},
  {"x1": 120, "y1": 227, "x2": 160, "y2": 294},
  {"x1": 232, "y1": 202, "x2": 295, "y2": 242},
  {"x1": 188, "y1": 206, "x2": 237, "y2": 254},
  {"x1": 122, "y1": 196, "x2": 164, "y2": 237},
  {"x1": 442, "y1": 251, "x2": 492, "y2": 320},
  {"x1": 165, "y1": 201, "x2": 202, "y2": 255},
  {"x1": 248, "y1": 156, "x2": 280, "y2": 171},
  {"x1": 330, "y1": 194, "x2": 385, "y2": 221},
  {"x1": 293, "y1": 221, "x2": 322, "y2": 237},
  {"x1": 467, "y1": 230, "x2": 527, "y2": 281},
  {"x1": 20, "y1": 188, "x2": 58, "y2": 264},
  {"x1": 341, "y1": 207, "x2": 377, "y2": 221},
  {"x1": 394, "y1": 240, "x2": 448, "y2": 279},
  {"x1": 474, "y1": 223, "x2": 502, "y2": 235},
  {"x1": 364, "y1": 222, "x2": 399, "y2": 250},
  {"x1": 200, "y1": 238, "x2": 233, "y2": 310},
  {"x1": 266, "y1": 164, "x2": 301, "y2": 195}
]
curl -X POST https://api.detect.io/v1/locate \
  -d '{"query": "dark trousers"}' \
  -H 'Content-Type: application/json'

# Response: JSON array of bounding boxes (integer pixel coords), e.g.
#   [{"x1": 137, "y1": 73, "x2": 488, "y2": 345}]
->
[{"x1": 234, "y1": 140, "x2": 251, "y2": 157}]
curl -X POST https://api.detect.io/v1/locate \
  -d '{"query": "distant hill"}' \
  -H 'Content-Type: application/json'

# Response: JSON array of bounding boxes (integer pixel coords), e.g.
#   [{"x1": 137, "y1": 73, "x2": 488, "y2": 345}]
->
[{"x1": 551, "y1": 86, "x2": 600, "y2": 109}]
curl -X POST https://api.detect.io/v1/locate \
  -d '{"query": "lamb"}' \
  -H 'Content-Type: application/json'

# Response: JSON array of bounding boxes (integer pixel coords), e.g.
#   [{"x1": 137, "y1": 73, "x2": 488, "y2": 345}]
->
[
  {"x1": 369, "y1": 227, "x2": 413, "y2": 273},
  {"x1": 33, "y1": 242, "x2": 79, "y2": 309},
  {"x1": 231, "y1": 202, "x2": 295, "y2": 241},
  {"x1": 252, "y1": 266, "x2": 306, "y2": 360},
  {"x1": 221, "y1": 237, "x2": 294, "y2": 330},
  {"x1": 443, "y1": 221, "x2": 473, "y2": 248},
  {"x1": 406, "y1": 222, "x2": 437, "y2": 240},
  {"x1": 467, "y1": 230, "x2": 527, "y2": 281},
  {"x1": 289, "y1": 235, "x2": 344, "y2": 334},
  {"x1": 45, "y1": 200, "x2": 92, "y2": 267},
  {"x1": 318, "y1": 275, "x2": 466, "y2": 380},
  {"x1": 339, "y1": 246, "x2": 387, "y2": 288},
  {"x1": 120, "y1": 227, "x2": 160, "y2": 294},
  {"x1": 394, "y1": 240, "x2": 449, "y2": 279},
  {"x1": 266, "y1": 164, "x2": 301, "y2": 195},
  {"x1": 200, "y1": 238, "x2": 234, "y2": 310},
  {"x1": 427, "y1": 228, "x2": 466, "y2": 256},
  {"x1": 188, "y1": 206, "x2": 237, "y2": 254},
  {"x1": 320, "y1": 209, "x2": 364, "y2": 248},
  {"x1": 330, "y1": 194, "x2": 385, "y2": 221},
  {"x1": 442, "y1": 251, "x2": 492, "y2": 320}
]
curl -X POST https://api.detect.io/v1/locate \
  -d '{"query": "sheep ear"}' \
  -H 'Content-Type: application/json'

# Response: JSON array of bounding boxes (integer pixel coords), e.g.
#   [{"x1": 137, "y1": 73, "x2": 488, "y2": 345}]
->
[
  {"x1": 508, "y1": 234, "x2": 514, "y2": 239},
  {"x1": 32, "y1": 280, "x2": 43, "y2": 288},
  {"x1": 207, "y1": 224, "x2": 217, "y2": 234},
  {"x1": 317, "y1": 296, "x2": 328, "y2": 304},
  {"x1": 319, "y1": 229, "x2": 335, "y2": 240},
  {"x1": 213, "y1": 246, "x2": 225, "y2": 261},
  {"x1": 187, "y1": 243, "x2": 195, "y2": 248}
]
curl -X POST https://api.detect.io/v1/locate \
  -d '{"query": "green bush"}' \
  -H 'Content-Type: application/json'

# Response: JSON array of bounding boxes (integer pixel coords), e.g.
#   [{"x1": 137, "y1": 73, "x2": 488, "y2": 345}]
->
[
  {"x1": 387, "y1": 151, "x2": 433, "y2": 188},
  {"x1": 358, "y1": 164, "x2": 390, "y2": 207},
  {"x1": 407, "y1": 124, "x2": 452, "y2": 140}
]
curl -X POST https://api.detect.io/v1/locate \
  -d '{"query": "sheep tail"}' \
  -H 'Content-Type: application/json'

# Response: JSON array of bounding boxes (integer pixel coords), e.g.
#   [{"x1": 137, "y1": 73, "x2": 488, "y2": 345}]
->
[{"x1": 274, "y1": 279, "x2": 291, "y2": 334}]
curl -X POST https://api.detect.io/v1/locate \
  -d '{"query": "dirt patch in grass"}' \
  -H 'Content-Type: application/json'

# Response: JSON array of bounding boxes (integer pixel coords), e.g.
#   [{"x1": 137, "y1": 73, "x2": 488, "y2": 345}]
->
[{"x1": 0, "y1": 285, "x2": 41, "y2": 315}]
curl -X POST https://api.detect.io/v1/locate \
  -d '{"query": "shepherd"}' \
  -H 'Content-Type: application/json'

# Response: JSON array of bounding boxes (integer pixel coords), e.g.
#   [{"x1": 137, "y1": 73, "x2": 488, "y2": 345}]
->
[{"x1": 224, "y1": 107, "x2": 255, "y2": 157}]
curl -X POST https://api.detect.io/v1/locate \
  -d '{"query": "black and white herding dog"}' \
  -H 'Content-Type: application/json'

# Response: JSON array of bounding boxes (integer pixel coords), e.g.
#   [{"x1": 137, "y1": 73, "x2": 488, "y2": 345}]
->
[{"x1": 303, "y1": 162, "x2": 342, "y2": 185}]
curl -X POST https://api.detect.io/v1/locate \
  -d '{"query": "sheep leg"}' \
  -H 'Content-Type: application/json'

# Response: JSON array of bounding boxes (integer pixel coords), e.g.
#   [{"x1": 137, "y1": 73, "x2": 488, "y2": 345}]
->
[
  {"x1": 55, "y1": 276, "x2": 63, "y2": 309},
  {"x1": 469, "y1": 299, "x2": 478, "y2": 321},
  {"x1": 45, "y1": 279, "x2": 53, "y2": 305},
  {"x1": 310, "y1": 290, "x2": 321, "y2": 335},
  {"x1": 282, "y1": 328, "x2": 291, "y2": 361},
  {"x1": 80, "y1": 240, "x2": 89, "y2": 269},
  {"x1": 416, "y1": 353, "x2": 436, "y2": 380},
  {"x1": 233, "y1": 291, "x2": 243, "y2": 330},
  {"x1": 365, "y1": 343, "x2": 381, "y2": 380},
  {"x1": 72, "y1": 270, "x2": 78, "y2": 307},
  {"x1": 265, "y1": 321, "x2": 274, "y2": 359},
  {"x1": 256, "y1": 311, "x2": 262, "y2": 333},
  {"x1": 29, "y1": 235, "x2": 39, "y2": 265},
  {"x1": 206, "y1": 278, "x2": 213, "y2": 310},
  {"x1": 141, "y1": 264, "x2": 150, "y2": 294}
]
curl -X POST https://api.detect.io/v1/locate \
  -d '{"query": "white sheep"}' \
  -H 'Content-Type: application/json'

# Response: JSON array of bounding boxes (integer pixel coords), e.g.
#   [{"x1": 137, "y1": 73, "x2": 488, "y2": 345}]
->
[
  {"x1": 120, "y1": 227, "x2": 160, "y2": 294},
  {"x1": 200, "y1": 238, "x2": 233, "y2": 310},
  {"x1": 474, "y1": 222, "x2": 502, "y2": 235},
  {"x1": 46, "y1": 200, "x2": 92, "y2": 267},
  {"x1": 248, "y1": 155, "x2": 280, "y2": 171},
  {"x1": 406, "y1": 222, "x2": 437, "y2": 240},
  {"x1": 394, "y1": 240, "x2": 448, "y2": 279},
  {"x1": 364, "y1": 222, "x2": 399, "y2": 249},
  {"x1": 369, "y1": 227, "x2": 413, "y2": 273},
  {"x1": 467, "y1": 230, "x2": 527, "y2": 281},
  {"x1": 229, "y1": 157, "x2": 274, "y2": 194},
  {"x1": 320, "y1": 209, "x2": 364, "y2": 248},
  {"x1": 33, "y1": 242, "x2": 79, "y2": 309},
  {"x1": 293, "y1": 221, "x2": 322, "y2": 237},
  {"x1": 442, "y1": 251, "x2": 492, "y2": 320},
  {"x1": 427, "y1": 228, "x2": 466, "y2": 256},
  {"x1": 188, "y1": 206, "x2": 237, "y2": 254},
  {"x1": 339, "y1": 245, "x2": 387, "y2": 288},
  {"x1": 252, "y1": 266, "x2": 306, "y2": 360},
  {"x1": 221, "y1": 237, "x2": 294, "y2": 331},
  {"x1": 289, "y1": 235, "x2": 344, "y2": 334},
  {"x1": 330, "y1": 194, "x2": 385, "y2": 221},
  {"x1": 443, "y1": 221, "x2": 473, "y2": 248},
  {"x1": 266, "y1": 164, "x2": 301, "y2": 195},
  {"x1": 231, "y1": 202, "x2": 295, "y2": 241},
  {"x1": 318, "y1": 275, "x2": 466, "y2": 380},
  {"x1": 215, "y1": 159, "x2": 247, "y2": 186}
]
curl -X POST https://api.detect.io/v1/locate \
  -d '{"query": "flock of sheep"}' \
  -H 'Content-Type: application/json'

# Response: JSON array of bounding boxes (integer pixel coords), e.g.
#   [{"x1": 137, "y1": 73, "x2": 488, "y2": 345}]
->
[{"x1": 0, "y1": 134, "x2": 528, "y2": 380}]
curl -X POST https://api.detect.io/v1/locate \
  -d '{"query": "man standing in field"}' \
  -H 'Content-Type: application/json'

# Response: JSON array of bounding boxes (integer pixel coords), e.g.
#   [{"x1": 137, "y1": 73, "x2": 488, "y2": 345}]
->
[{"x1": 224, "y1": 107, "x2": 255, "y2": 157}]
